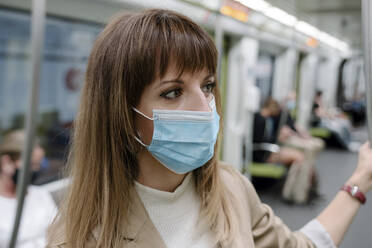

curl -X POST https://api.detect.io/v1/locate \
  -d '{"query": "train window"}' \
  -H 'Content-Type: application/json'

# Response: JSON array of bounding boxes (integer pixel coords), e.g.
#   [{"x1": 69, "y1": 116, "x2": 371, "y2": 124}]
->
[
  {"x1": 0, "y1": 8, "x2": 104, "y2": 247},
  {"x1": 0, "y1": 8, "x2": 103, "y2": 185},
  {"x1": 255, "y1": 52, "x2": 275, "y2": 106}
]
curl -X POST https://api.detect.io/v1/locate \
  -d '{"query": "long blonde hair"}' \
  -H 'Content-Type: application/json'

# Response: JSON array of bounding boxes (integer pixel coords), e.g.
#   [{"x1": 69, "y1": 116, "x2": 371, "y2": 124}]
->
[{"x1": 48, "y1": 9, "x2": 239, "y2": 247}]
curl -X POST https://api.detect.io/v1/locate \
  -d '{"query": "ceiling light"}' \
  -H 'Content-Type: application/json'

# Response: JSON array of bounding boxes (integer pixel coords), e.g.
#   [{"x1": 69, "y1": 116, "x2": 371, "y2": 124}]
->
[
  {"x1": 318, "y1": 31, "x2": 349, "y2": 52},
  {"x1": 237, "y1": 0, "x2": 271, "y2": 12},
  {"x1": 295, "y1": 21, "x2": 319, "y2": 38},
  {"x1": 235, "y1": 0, "x2": 350, "y2": 52},
  {"x1": 263, "y1": 7, "x2": 297, "y2": 27}
]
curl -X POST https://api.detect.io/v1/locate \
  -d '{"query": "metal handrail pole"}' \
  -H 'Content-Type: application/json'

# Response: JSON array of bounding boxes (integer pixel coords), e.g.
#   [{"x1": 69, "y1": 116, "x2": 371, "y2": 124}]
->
[
  {"x1": 362, "y1": 0, "x2": 372, "y2": 144},
  {"x1": 8, "y1": 0, "x2": 46, "y2": 247},
  {"x1": 215, "y1": 0, "x2": 224, "y2": 84}
]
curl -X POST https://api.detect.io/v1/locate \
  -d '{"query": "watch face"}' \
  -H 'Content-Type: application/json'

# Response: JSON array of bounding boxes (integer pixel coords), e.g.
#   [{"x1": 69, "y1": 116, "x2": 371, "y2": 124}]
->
[
  {"x1": 343, "y1": 185, "x2": 366, "y2": 204},
  {"x1": 351, "y1": 186, "x2": 359, "y2": 196}
]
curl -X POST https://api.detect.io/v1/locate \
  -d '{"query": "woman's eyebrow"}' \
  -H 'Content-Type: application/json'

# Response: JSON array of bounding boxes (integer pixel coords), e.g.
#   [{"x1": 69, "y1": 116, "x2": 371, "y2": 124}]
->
[
  {"x1": 156, "y1": 74, "x2": 214, "y2": 89},
  {"x1": 155, "y1": 79, "x2": 184, "y2": 89},
  {"x1": 160, "y1": 79, "x2": 184, "y2": 84},
  {"x1": 204, "y1": 74, "x2": 214, "y2": 80}
]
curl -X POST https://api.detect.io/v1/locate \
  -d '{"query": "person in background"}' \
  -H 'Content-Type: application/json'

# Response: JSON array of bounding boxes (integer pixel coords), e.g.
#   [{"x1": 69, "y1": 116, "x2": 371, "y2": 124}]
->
[
  {"x1": 311, "y1": 91, "x2": 326, "y2": 126},
  {"x1": 312, "y1": 91, "x2": 355, "y2": 150},
  {"x1": 47, "y1": 9, "x2": 372, "y2": 248},
  {"x1": 253, "y1": 98, "x2": 306, "y2": 168},
  {"x1": 283, "y1": 91, "x2": 325, "y2": 153},
  {"x1": 253, "y1": 98, "x2": 317, "y2": 203},
  {"x1": 0, "y1": 130, "x2": 57, "y2": 247}
]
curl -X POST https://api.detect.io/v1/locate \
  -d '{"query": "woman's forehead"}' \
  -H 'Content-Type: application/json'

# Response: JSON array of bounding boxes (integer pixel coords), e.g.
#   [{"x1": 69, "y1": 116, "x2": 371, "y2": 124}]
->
[{"x1": 158, "y1": 64, "x2": 212, "y2": 80}]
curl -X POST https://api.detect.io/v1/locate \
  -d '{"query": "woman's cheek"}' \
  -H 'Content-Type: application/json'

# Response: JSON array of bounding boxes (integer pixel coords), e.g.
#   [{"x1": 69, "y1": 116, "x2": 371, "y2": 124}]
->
[
  {"x1": 138, "y1": 117, "x2": 154, "y2": 145},
  {"x1": 143, "y1": 120, "x2": 154, "y2": 145}
]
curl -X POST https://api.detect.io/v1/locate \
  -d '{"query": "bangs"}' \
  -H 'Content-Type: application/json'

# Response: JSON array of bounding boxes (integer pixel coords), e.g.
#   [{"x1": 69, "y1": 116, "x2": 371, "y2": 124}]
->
[
  {"x1": 151, "y1": 12, "x2": 217, "y2": 78},
  {"x1": 112, "y1": 9, "x2": 218, "y2": 106},
  {"x1": 133, "y1": 9, "x2": 217, "y2": 81}
]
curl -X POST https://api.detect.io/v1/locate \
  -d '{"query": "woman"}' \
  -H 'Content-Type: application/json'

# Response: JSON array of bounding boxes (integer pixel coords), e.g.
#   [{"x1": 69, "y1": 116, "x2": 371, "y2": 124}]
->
[{"x1": 47, "y1": 9, "x2": 372, "y2": 248}]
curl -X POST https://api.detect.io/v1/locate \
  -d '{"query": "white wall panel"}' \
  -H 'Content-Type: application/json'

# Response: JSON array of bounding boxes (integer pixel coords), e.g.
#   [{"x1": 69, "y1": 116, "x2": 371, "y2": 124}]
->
[
  {"x1": 222, "y1": 37, "x2": 259, "y2": 173},
  {"x1": 272, "y1": 48, "x2": 299, "y2": 103},
  {"x1": 297, "y1": 54, "x2": 318, "y2": 129}
]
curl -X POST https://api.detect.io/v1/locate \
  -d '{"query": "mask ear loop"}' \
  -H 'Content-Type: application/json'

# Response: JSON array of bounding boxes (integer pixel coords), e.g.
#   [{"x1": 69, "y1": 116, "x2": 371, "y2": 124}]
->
[
  {"x1": 133, "y1": 135, "x2": 148, "y2": 147},
  {"x1": 209, "y1": 95, "x2": 216, "y2": 111},
  {"x1": 132, "y1": 107, "x2": 154, "y2": 121},
  {"x1": 132, "y1": 107, "x2": 154, "y2": 147}
]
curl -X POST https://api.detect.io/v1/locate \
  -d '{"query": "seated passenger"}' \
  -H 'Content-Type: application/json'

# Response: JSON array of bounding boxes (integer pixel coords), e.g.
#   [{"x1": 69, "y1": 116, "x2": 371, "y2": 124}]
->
[
  {"x1": 253, "y1": 98, "x2": 305, "y2": 168},
  {"x1": 280, "y1": 93, "x2": 325, "y2": 153},
  {"x1": 278, "y1": 97, "x2": 325, "y2": 161},
  {"x1": 253, "y1": 98, "x2": 319, "y2": 203},
  {"x1": 311, "y1": 91, "x2": 354, "y2": 150},
  {"x1": 0, "y1": 130, "x2": 57, "y2": 247}
]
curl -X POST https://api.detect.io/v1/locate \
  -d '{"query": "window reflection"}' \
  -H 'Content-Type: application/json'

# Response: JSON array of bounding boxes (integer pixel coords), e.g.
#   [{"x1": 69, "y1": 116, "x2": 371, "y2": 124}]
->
[
  {"x1": 0, "y1": 8, "x2": 104, "y2": 247},
  {"x1": 0, "y1": 9, "x2": 103, "y2": 185},
  {"x1": 256, "y1": 52, "x2": 275, "y2": 106}
]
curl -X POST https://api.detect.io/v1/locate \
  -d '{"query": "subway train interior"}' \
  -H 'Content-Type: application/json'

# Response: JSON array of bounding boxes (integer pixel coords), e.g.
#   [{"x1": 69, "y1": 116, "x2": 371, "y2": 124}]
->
[{"x1": 0, "y1": 0, "x2": 371, "y2": 247}]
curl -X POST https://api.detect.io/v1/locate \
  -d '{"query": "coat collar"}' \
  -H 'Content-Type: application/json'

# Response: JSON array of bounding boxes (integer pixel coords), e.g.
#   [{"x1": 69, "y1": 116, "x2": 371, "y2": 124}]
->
[
  {"x1": 122, "y1": 187, "x2": 151, "y2": 239},
  {"x1": 49, "y1": 187, "x2": 167, "y2": 248},
  {"x1": 118, "y1": 187, "x2": 167, "y2": 247}
]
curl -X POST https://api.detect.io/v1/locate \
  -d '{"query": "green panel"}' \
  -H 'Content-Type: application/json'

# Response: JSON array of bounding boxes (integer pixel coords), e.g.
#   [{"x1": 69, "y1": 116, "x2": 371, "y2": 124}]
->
[
  {"x1": 309, "y1": 127, "x2": 331, "y2": 138},
  {"x1": 249, "y1": 162, "x2": 287, "y2": 179}
]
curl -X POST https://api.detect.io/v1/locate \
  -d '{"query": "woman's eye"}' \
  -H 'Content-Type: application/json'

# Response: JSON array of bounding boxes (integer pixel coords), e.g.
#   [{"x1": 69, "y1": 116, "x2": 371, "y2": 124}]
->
[
  {"x1": 202, "y1": 82, "x2": 216, "y2": 94},
  {"x1": 161, "y1": 88, "x2": 183, "y2": 99}
]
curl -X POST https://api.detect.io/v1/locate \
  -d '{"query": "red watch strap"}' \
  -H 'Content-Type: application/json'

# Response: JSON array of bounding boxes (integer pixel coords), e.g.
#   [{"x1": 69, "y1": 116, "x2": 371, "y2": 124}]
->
[{"x1": 341, "y1": 185, "x2": 367, "y2": 204}]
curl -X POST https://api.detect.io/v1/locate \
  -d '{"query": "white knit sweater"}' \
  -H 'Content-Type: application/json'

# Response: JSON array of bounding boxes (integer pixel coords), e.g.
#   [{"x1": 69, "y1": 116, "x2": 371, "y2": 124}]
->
[
  {"x1": 135, "y1": 173, "x2": 216, "y2": 248},
  {"x1": 135, "y1": 173, "x2": 335, "y2": 248}
]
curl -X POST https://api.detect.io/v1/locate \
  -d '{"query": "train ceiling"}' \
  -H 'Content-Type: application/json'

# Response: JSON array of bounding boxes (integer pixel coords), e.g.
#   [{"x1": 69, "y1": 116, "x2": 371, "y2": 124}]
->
[{"x1": 264, "y1": 0, "x2": 362, "y2": 50}]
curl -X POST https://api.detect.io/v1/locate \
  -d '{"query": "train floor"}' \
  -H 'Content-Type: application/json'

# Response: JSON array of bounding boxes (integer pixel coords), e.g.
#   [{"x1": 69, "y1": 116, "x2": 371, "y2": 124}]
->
[{"x1": 257, "y1": 127, "x2": 371, "y2": 248}]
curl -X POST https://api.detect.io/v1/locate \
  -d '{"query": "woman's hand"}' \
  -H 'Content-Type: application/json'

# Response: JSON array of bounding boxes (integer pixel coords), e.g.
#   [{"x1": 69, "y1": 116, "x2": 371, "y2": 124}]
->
[{"x1": 347, "y1": 142, "x2": 372, "y2": 194}]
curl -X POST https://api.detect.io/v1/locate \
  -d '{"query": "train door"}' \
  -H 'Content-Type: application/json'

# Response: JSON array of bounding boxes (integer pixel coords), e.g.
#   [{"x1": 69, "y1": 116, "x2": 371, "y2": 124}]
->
[
  {"x1": 343, "y1": 58, "x2": 365, "y2": 102},
  {"x1": 316, "y1": 55, "x2": 342, "y2": 109}
]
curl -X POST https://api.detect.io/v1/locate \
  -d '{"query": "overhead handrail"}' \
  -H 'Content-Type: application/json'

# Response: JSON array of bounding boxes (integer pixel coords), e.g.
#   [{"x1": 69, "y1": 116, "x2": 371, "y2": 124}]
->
[{"x1": 362, "y1": 0, "x2": 372, "y2": 144}]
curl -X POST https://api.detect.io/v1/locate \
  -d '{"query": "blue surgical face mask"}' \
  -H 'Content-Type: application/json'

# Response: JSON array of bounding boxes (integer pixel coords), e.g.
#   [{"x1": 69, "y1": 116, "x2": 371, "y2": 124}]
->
[
  {"x1": 286, "y1": 100, "x2": 296, "y2": 111},
  {"x1": 133, "y1": 97, "x2": 220, "y2": 174}
]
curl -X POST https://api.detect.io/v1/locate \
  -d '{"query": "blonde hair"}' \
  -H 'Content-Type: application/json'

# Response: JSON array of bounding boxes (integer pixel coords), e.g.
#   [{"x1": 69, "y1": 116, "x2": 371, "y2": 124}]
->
[{"x1": 48, "y1": 9, "x2": 239, "y2": 247}]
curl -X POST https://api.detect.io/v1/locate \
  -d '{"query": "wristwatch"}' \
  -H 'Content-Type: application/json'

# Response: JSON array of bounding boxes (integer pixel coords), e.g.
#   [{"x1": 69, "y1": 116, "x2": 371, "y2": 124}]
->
[{"x1": 341, "y1": 185, "x2": 367, "y2": 204}]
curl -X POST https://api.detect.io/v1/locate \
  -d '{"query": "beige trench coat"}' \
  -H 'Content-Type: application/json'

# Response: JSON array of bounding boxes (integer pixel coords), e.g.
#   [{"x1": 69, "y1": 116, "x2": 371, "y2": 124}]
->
[{"x1": 48, "y1": 163, "x2": 316, "y2": 248}]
